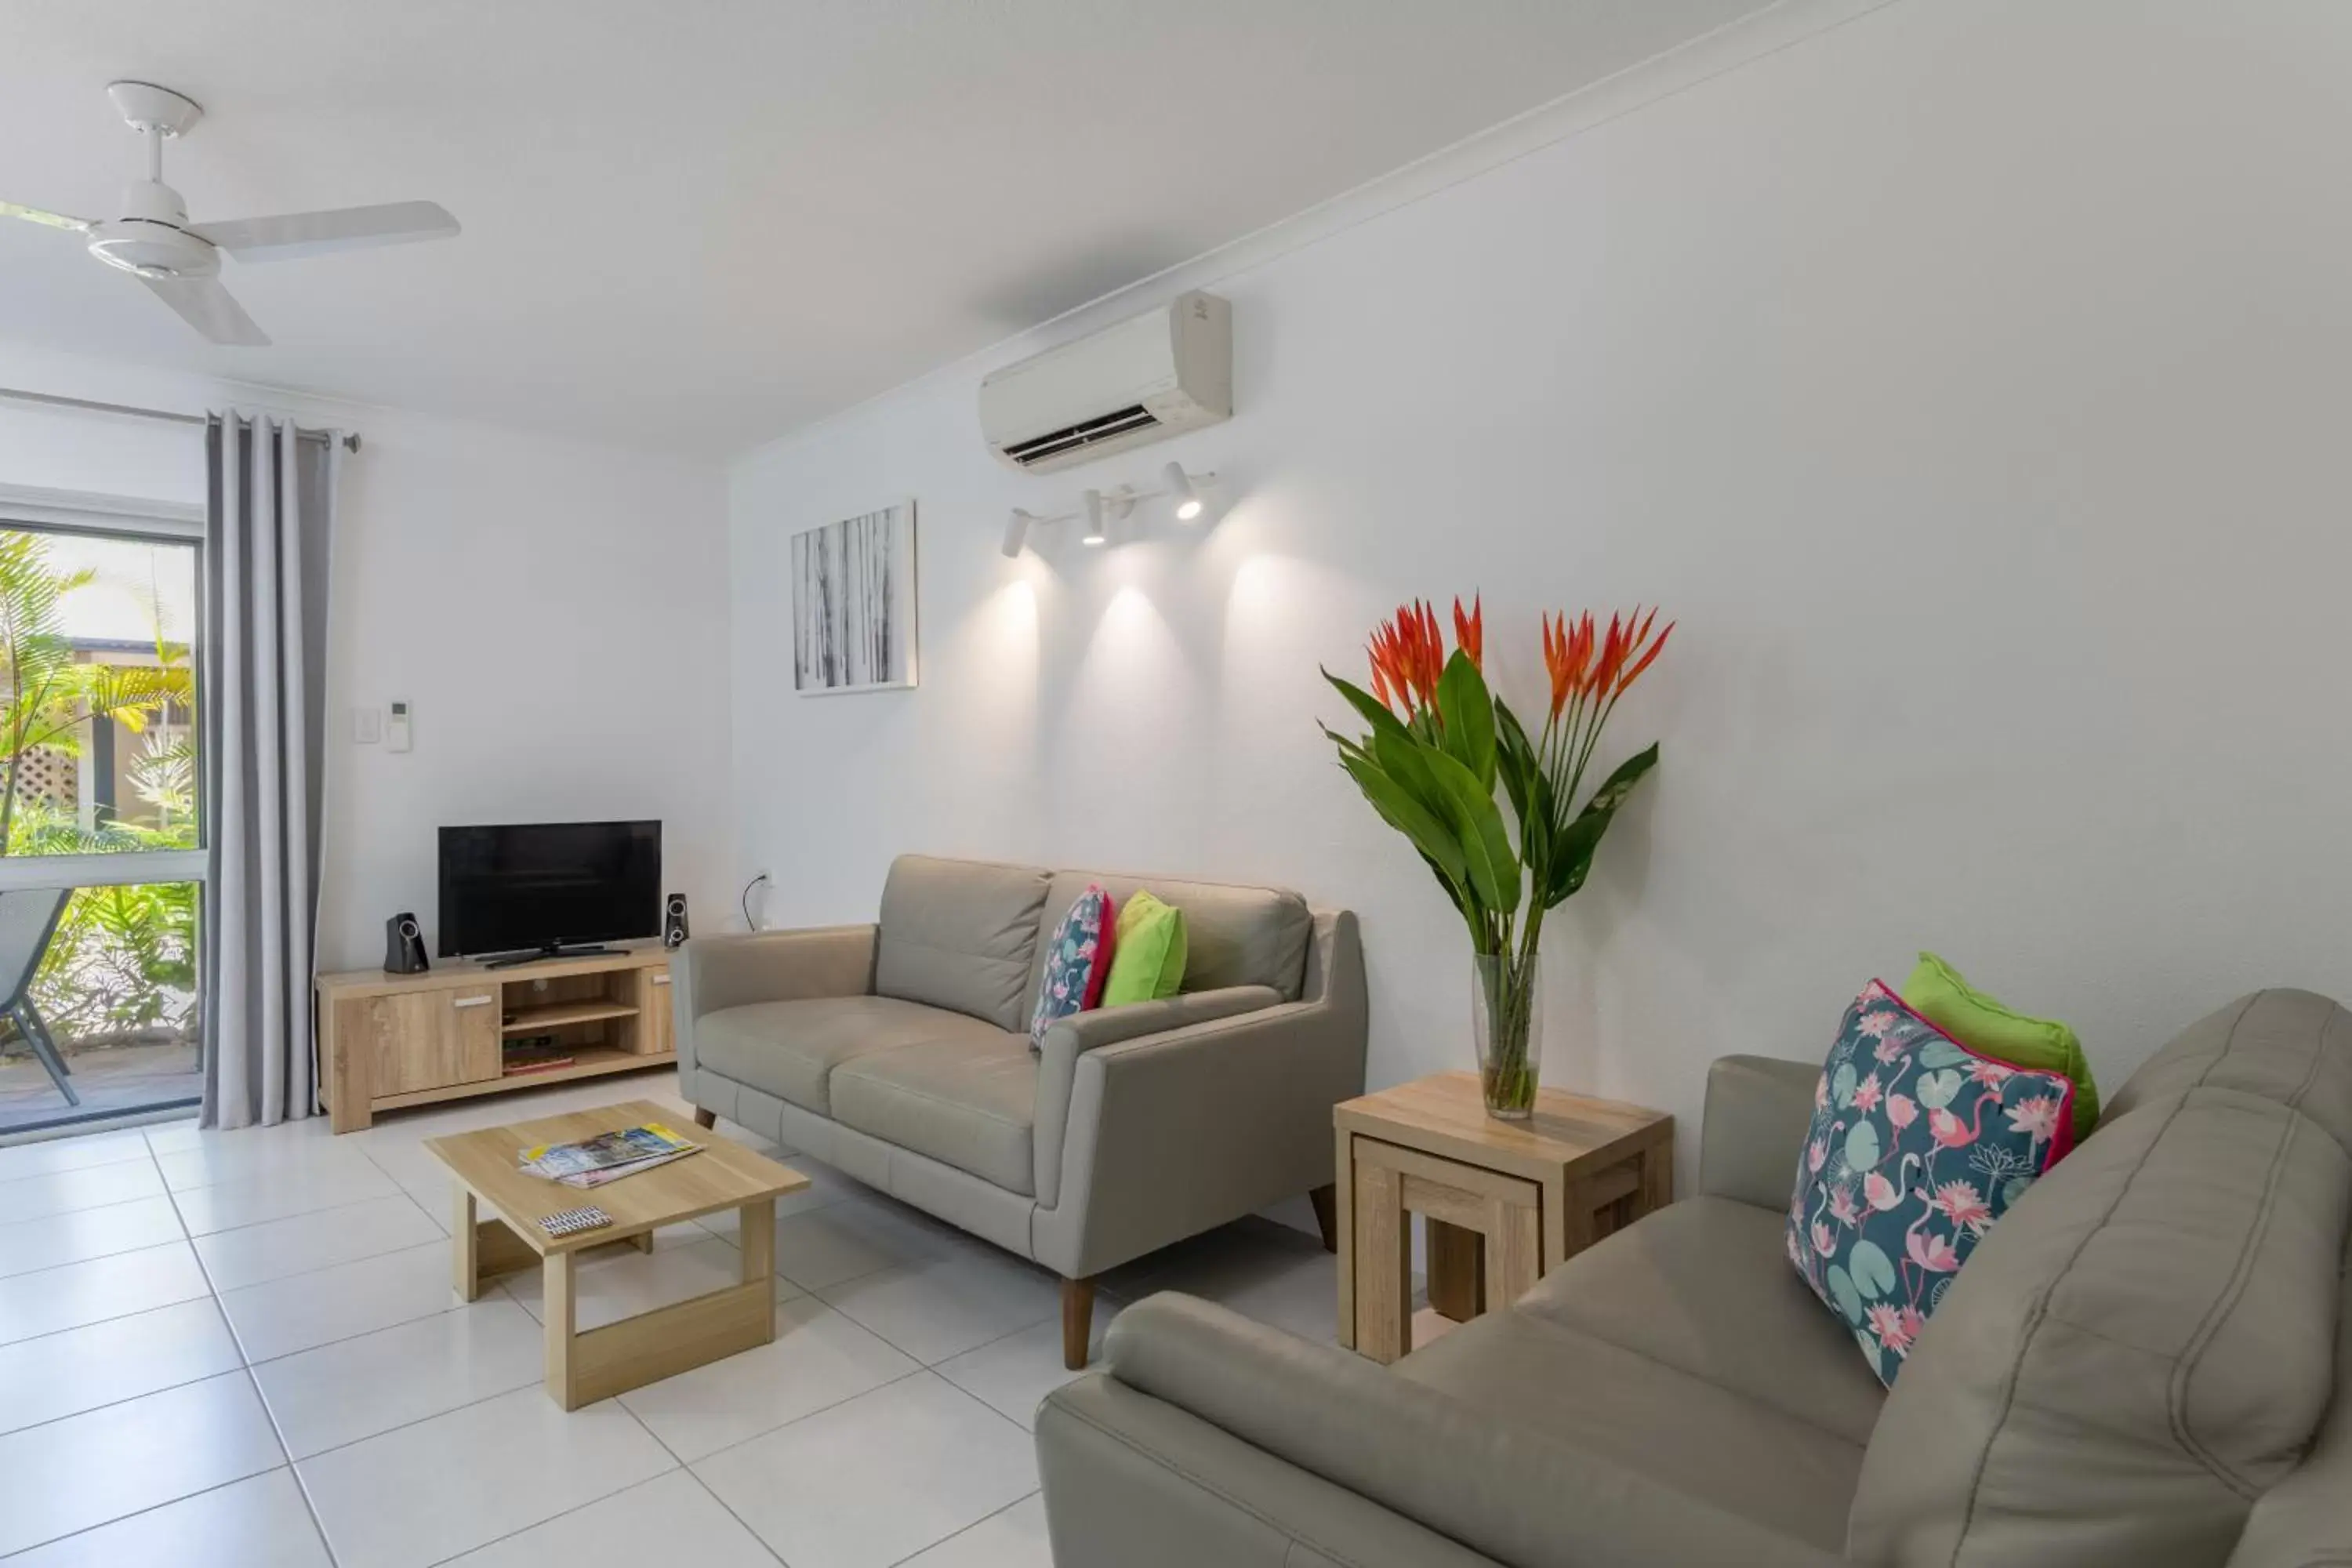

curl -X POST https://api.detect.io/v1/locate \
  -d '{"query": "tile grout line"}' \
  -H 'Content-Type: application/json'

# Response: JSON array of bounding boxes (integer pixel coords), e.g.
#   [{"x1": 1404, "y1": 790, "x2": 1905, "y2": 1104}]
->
[
  {"x1": 884, "y1": 1489, "x2": 1042, "y2": 1568},
  {"x1": 0, "y1": 1457, "x2": 310, "y2": 1562},
  {"x1": 0, "y1": 1298, "x2": 243, "y2": 1442},
  {"x1": 168, "y1": 1133, "x2": 345, "y2": 1568}
]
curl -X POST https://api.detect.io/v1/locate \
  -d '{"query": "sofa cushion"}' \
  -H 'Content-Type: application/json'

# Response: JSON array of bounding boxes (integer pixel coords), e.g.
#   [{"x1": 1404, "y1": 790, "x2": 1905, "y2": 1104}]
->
[
  {"x1": 694, "y1": 994, "x2": 1010, "y2": 1117},
  {"x1": 1521, "y1": 1195, "x2": 1887, "y2": 1445},
  {"x1": 831, "y1": 1032, "x2": 1039, "y2": 1194},
  {"x1": 2106, "y1": 988, "x2": 2352, "y2": 1154},
  {"x1": 1788, "y1": 981, "x2": 2080, "y2": 1388},
  {"x1": 1904, "y1": 950, "x2": 2098, "y2": 1140},
  {"x1": 1028, "y1": 884, "x2": 1116, "y2": 1049},
  {"x1": 873, "y1": 855, "x2": 1052, "y2": 1032},
  {"x1": 1848, "y1": 1086, "x2": 2351, "y2": 1568},
  {"x1": 1025, "y1": 869, "x2": 1312, "y2": 1020},
  {"x1": 1396, "y1": 1309, "x2": 1865, "y2": 1553}
]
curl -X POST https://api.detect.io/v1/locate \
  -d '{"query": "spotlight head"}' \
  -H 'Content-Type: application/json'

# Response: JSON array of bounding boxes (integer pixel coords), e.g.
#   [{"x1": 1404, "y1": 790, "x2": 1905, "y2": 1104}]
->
[
  {"x1": 1163, "y1": 462, "x2": 1203, "y2": 521},
  {"x1": 1000, "y1": 508, "x2": 1033, "y2": 559},
  {"x1": 1080, "y1": 488, "x2": 1105, "y2": 546}
]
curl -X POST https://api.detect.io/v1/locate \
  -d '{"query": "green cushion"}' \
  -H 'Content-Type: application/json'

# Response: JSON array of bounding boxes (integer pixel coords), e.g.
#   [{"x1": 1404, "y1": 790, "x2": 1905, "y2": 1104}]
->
[
  {"x1": 1901, "y1": 952, "x2": 2097, "y2": 1138},
  {"x1": 1102, "y1": 890, "x2": 1187, "y2": 1007}
]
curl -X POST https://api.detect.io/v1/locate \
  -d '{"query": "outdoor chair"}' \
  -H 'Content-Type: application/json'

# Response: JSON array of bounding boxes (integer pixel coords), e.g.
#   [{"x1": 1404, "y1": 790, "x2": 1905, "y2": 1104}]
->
[{"x1": 0, "y1": 888, "x2": 76, "y2": 1107}]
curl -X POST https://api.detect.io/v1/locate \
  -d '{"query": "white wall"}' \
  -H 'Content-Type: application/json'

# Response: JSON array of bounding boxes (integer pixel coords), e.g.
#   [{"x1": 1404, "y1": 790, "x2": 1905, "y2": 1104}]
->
[
  {"x1": 0, "y1": 345, "x2": 734, "y2": 971},
  {"x1": 728, "y1": 0, "x2": 2352, "y2": 1172}
]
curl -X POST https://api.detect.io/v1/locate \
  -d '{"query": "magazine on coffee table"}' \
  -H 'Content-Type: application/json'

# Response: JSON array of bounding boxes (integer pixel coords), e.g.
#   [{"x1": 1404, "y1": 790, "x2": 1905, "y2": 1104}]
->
[{"x1": 518, "y1": 1122, "x2": 701, "y2": 1189}]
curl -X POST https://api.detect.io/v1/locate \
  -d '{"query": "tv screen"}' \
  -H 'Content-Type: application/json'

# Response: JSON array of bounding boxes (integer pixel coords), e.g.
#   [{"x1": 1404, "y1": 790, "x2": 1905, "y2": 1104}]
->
[{"x1": 437, "y1": 820, "x2": 661, "y2": 958}]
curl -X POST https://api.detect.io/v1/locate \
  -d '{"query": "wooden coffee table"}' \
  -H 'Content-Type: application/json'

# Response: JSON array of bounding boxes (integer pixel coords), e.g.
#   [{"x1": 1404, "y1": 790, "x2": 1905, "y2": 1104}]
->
[{"x1": 426, "y1": 1098, "x2": 809, "y2": 1410}]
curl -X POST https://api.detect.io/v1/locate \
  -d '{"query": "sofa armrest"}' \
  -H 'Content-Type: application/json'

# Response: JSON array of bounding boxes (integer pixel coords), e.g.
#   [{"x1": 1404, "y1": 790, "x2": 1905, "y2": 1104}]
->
[
  {"x1": 1030, "y1": 985, "x2": 1281, "y2": 1201},
  {"x1": 1037, "y1": 1294, "x2": 1844, "y2": 1568},
  {"x1": 673, "y1": 926, "x2": 876, "y2": 1082},
  {"x1": 1029, "y1": 909, "x2": 1366, "y2": 1276},
  {"x1": 1698, "y1": 1054, "x2": 1821, "y2": 1210}
]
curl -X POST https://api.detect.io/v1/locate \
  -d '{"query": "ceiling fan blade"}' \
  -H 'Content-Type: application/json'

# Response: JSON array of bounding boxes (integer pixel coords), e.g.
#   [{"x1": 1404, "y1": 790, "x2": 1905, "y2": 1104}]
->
[
  {"x1": 136, "y1": 273, "x2": 270, "y2": 347},
  {"x1": 190, "y1": 200, "x2": 459, "y2": 263},
  {"x1": 1, "y1": 201, "x2": 93, "y2": 232}
]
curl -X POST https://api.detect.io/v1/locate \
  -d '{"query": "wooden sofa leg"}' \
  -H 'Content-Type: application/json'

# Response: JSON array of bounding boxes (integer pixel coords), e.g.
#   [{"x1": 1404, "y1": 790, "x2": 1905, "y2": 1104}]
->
[
  {"x1": 1062, "y1": 1276, "x2": 1097, "y2": 1370},
  {"x1": 692, "y1": 1107, "x2": 717, "y2": 1130},
  {"x1": 1308, "y1": 1183, "x2": 1340, "y2": 1254}
]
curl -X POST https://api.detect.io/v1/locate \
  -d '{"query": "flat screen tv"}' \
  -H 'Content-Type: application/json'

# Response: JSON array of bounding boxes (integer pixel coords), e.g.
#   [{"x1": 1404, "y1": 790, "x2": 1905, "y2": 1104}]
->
[{"x1": 437, "y1": 819, "x2": 660, "y2": 964}]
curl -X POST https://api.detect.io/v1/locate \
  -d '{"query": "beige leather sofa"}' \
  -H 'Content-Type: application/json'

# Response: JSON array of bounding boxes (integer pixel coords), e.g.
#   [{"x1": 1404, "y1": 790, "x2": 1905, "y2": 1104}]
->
[
  {"x1": 1038, "y1": 989, "x2": 2352, "y2": 1566},
  {"x1": 673, "y1": 854, "x2": 1367, "y2": 1365}
]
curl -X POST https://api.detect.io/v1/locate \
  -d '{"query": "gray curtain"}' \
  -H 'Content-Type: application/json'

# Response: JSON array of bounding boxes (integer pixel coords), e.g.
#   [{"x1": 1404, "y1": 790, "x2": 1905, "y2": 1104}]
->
[{"x1": 199, "y1": 412, "x2": 337, "y2": 1128}]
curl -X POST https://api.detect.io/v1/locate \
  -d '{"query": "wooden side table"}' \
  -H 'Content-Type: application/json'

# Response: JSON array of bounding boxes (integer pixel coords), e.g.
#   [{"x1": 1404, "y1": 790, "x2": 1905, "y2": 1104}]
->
[{"x1": 1334, "y1": 1071, "x2": 1674, "y2": 1363}]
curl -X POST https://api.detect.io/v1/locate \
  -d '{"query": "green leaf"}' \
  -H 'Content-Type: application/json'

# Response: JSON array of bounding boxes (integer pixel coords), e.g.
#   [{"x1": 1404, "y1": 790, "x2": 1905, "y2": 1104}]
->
[
  {"x1": 1916, "y1": 1069, "x2": 1963, "y2": 1110},
  {"x1": 1322, "y1": 670, "x2": 1419, "y2": 754},
  {"x1": 1844, "y1": 1119, "x2": 1882, "y2": 1173},
  {"x1": 1434, "y1": 650, "x2": 1496, "y2": 790},
  {"x1": 1419, "y1": 745, "x2": 1522, "y2": 917},
  {"x1": 1827, "y1": 1265, "x2": 1864, "y2": 1324},
  {"x1": 1848, "y1": 1239, "x2": 1897, "y2": 1299},
  {"x1": 1916, "y1": 1040, "x2": 1971, "y2": 1070},
  {"x1": 1542, "y1": 744, "x2": 1661, "y2": 907},
  {"x1": 1492, "y1": 701, "x2": 1537, "y2": 833},
  {"x1": 1333, "y1": 746, "x2": 1471, "y2": 899},
  {"x1": 1831, "y1": 1063, "x2": 1858, "y2": 1109},
  {"x1": 1582, "y1": 742, "x2": 1661, "y2": 817}
]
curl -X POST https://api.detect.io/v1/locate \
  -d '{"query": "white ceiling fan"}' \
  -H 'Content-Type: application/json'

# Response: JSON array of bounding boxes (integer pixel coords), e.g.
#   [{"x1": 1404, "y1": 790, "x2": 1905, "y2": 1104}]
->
[{"x1": 1, "y1": 81, "x2": 460, "y2": 347}]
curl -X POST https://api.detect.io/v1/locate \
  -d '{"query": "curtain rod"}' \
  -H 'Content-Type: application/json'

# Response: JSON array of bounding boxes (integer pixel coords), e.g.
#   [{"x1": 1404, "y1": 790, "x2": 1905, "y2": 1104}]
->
[{"x1": 0, "y1": 386, "x2": 361, "y2": 452}]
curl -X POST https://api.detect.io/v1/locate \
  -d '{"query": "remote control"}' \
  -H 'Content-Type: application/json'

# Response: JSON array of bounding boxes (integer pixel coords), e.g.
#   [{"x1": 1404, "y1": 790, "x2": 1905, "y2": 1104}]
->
[{"x1": 539, "y1": 1205, "x2": 612, "y2": 1238}]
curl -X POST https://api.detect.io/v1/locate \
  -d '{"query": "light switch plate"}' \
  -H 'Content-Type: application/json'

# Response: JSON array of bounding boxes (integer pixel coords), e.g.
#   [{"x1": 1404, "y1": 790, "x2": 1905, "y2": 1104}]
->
[{"x1": 350, "y1": 706, "x2": 382, "y2": 745}]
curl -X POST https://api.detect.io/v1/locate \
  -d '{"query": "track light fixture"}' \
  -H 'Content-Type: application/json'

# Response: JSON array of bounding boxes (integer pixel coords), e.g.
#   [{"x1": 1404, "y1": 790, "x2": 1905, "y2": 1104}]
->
[
  {"x1": 1163, "y1": 462, "x2": 1203, "y2": 521},
  {"x1": 998, "y1": 466, "x2": 1221, "y2": 557}
]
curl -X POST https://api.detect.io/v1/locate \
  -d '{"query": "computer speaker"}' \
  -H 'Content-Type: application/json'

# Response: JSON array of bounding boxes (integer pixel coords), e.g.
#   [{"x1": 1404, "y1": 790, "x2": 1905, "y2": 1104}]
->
[
  {"x1": 384, "y1": 912, "x2": 429, "y2": 975},
  {"x1": 663, "y1": 893, "x2": 689, "y2": 949}
]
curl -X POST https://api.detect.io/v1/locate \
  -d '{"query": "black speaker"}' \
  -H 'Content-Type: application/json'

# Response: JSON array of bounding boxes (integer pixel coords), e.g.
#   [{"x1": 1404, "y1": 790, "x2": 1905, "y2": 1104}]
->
[
  {"x1": 384, "y1": 912, "x2": 429, "y2": 975},
  {"x1": 662, "y1": 892, "x2": 689, "y2": 949}
]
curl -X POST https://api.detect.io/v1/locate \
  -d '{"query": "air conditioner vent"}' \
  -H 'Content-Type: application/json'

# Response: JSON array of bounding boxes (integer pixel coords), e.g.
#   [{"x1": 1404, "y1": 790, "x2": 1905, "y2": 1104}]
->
[
  {"x1": 1001, "y1": 404, "x2": 1161, "y2": 469},
  {"x1": 979, "y1": 292, "x2": 1230, "y2": 474}
]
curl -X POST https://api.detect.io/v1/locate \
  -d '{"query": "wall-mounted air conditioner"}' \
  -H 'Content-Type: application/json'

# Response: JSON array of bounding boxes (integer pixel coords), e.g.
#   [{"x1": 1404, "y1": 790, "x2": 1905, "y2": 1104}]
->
[{"x1": 979, "y1": 291, "x2": 1230, "y2": 473}]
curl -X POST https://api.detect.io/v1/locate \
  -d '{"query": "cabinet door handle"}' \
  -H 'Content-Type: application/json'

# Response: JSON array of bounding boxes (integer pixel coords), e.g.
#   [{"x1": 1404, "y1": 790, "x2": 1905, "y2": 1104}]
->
[
  {"x1": 652, "y1": 974, "x2": 671, "y2": 985},
  {"x1": 452, "y1": 995, "x2": 495, "y2": 1009}
]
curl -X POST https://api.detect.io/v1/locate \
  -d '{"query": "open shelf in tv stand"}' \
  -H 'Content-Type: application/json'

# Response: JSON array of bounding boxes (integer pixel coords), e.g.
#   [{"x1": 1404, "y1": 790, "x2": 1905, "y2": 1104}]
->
[{"x1": 315, "y1": 941, "x2": 676, "y2": 1133}]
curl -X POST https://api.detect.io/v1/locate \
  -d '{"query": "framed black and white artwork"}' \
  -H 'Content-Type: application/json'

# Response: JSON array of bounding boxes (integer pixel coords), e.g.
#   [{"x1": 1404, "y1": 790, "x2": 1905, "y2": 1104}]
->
[{"x1": 789, "y1": 499, "x2": 918, "y2": 695}]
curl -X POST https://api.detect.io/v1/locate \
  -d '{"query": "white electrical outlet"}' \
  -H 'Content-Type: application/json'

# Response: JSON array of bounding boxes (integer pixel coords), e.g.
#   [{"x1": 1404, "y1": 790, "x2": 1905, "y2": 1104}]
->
[{"x1": 387, "y1": 700, "x2": 412, "y2": 753}]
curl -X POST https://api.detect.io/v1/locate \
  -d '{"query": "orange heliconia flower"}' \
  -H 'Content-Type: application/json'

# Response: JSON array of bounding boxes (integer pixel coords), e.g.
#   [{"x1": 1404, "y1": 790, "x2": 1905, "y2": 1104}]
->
[
  {"x1": 1367, "y1": 599, "x2": 1448, "y2": 715},
  {"x1": 1452, "y1": 594, "x2": 1483, "y2": 671},
  {"x1": 1544, "y1": 606, "x2": 1671, "y2": 717}
]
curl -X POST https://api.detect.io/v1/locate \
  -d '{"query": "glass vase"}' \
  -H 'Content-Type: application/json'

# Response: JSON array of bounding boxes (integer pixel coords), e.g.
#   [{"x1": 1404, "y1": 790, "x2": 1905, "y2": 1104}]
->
[{"x1": 1472, "y1": 951, "x2": 1542, "y2": 1120}]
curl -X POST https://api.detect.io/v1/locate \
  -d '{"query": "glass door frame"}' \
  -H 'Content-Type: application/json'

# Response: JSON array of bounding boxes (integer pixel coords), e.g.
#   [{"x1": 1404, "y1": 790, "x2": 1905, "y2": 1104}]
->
[{"x1": 0, "y1": 482, "x2": 206, "y2": 1131}]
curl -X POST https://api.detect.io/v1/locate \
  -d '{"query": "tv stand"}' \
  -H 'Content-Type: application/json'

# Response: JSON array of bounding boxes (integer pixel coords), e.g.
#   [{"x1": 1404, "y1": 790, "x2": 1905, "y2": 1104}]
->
[
  {"x1": 479, "y1": 942, "x2": 622, "y2": 971},
  {"x1": 315, "y1": 942, "x2": 674, "y2": 1132}
]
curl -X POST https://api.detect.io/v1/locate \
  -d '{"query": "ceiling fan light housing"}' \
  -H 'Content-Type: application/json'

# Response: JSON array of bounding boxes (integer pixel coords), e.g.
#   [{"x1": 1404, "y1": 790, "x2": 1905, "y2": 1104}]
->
[{"x1": 89, "y1": 220, "x2": 216, "y2": 281}]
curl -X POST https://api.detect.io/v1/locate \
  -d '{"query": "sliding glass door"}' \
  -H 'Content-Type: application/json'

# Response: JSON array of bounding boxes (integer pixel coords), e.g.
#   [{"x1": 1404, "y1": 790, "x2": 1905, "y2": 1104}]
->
[{"x1": 0, "y1": 510, "x2": 204, "y2": 1135}]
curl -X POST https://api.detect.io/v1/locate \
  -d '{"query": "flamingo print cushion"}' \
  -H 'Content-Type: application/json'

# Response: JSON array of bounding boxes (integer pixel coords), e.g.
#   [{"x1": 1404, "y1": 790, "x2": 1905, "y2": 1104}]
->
[
  {"x1": 1787, "y1": 980, "x2": 2078, "y2": 1386},
  {"x1": 1028, "y1": 884, "x2": 1116, "y2": 1051}
]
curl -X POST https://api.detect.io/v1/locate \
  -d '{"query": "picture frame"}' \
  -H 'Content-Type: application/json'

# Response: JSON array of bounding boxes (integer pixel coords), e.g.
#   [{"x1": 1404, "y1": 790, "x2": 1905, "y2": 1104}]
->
[{"x1": 789, "y1": 498, "x2": 918, "y2": 695}]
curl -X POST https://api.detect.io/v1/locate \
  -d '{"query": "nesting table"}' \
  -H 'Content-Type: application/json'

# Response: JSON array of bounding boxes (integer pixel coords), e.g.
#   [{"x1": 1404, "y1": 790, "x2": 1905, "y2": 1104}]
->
[
  {"x1": 1334, "y1": 1072, "x2": 1673, "y2": 1363},
  {"x1": 426, "y1": 1098, "x2": 808, "y2": 1409}
]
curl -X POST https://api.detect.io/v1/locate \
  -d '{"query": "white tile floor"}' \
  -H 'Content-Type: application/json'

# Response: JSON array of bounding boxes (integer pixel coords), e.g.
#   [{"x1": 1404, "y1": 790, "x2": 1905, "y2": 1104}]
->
[{"x1": 0, "y1": 1070, "x2": 1344, "y2": 1566}]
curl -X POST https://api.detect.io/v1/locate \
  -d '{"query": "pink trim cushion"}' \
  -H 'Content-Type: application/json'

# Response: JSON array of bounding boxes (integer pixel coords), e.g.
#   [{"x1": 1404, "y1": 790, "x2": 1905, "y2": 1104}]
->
[
  {"x1": 1029, "y1": 884, "x2": 1117, "y2": 1050},
  {"x1": 1786, "y1": 980, "x2": 2078, "y2": 1385}
]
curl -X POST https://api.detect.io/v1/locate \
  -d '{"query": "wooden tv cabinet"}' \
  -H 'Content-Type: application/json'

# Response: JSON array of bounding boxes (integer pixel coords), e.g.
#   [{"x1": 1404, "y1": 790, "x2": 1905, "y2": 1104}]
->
[{"x1": 316, "y1": 943, "x2": 677, "y2": 1133}]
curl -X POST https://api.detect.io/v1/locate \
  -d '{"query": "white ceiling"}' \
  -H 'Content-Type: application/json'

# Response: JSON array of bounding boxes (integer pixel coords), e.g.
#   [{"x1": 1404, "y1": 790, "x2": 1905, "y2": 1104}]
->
[{"x1": 0, "y1": 1, "x2": 1773, "y2": 459}]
